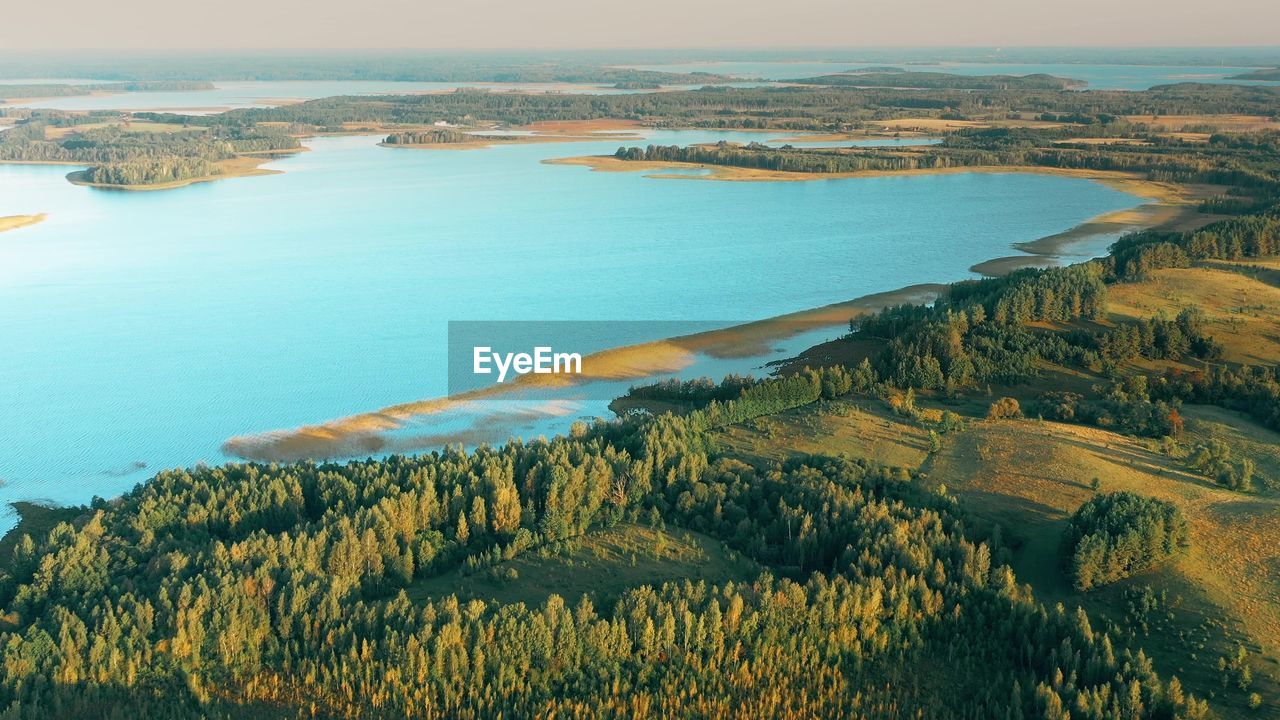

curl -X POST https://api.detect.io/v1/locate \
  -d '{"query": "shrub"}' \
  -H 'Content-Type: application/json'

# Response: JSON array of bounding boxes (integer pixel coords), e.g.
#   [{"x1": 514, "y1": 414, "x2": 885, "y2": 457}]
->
[{"x1": 987, "y1": 397, "x2": 1022, "y2": 420}]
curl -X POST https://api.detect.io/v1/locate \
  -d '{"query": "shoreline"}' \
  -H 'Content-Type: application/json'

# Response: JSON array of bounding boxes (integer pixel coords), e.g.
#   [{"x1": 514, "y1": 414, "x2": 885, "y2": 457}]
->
[
  {"x1": 222, "y1": 160, "x2": 1207, "y2": 462},
  {"x1": 545, "y1": 154, "x2": 1187, "y2": 189},
  {"x1": 377, "y1": 119, "x2": 649, "y2": 151},
  {"x1": 970, "y1": 181, "x2": 1221, "y2": 275},
  {"x1": 549, "y1": 154, "x2": 1217, "y2": 275},
  {"x1": 0, "y1": 213, "x2": 47, "y2": 234},
  {"x1": 221, "y1": 282, "x2": 946, "y2": 463}
]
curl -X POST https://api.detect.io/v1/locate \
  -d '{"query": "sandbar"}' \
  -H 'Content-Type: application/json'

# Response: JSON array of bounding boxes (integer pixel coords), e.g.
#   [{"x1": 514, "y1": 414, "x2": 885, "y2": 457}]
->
[
  {"x1": 220, "y1": 282, "x2": 943, "y2": 463},
  {"x1": 0, "y1": 213, "x2": 47, "y2": 234}
]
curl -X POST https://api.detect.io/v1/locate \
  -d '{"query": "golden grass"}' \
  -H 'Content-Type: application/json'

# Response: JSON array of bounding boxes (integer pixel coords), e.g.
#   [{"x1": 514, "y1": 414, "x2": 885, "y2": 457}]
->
[
  {"x1": 765, "y1": 130, "x2": 931, "y2": 144},
  {"x1": 519, "y1": 119, "x2": 645, "y2": 135},
  {"x1": 1126, "y1": 114, "x2": 1280, "y2": 132},
  {"x1": 1107, "y1": 263, "x2": 1280, "y2": 366},
  {"x1": 44, "y1": 120, "x2": 198, "y2": 140},
  {"x1": 924, "y1": 416, "x2": 1280, "y2": 712},
  {"x1": 0, "y1": 214, "x2": 47, "y2": 234},
  {"x1": 714, "y1": 398, "x2": 932, "y2": 470},
  {"x1": 1051, "y1": 137, "x2": 1153, "y2": 146},
  {"x1": 872, "y1": 118, "x2": 986, "y2": 131},
  {"x1": 406, "y1": 523, "x2": 758, "y2": 608}
]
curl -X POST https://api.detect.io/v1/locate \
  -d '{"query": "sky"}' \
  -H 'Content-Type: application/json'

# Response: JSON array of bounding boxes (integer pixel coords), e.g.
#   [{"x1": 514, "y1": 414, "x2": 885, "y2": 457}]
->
[{"x1": 3, "y1": 0, "x2": 1278, "y2": 50}]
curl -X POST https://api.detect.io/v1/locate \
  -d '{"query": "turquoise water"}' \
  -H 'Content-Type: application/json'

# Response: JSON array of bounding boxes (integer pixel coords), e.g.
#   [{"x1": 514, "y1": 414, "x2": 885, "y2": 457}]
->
[
  {"x1": 623, "y1": 61, "x2": 1280, "y2": 90},
  {"x1": 0, "y1": 129, "x2": 1144, "y2": 529}
]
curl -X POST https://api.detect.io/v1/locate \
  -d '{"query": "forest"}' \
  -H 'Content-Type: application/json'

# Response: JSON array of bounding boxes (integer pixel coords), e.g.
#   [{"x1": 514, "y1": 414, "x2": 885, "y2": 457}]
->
[
  {"x1": 793, "y1": 71, "x2": 1084, "y2": 90},
  {"x1": 0, "y1": 389, "x2": 1211, "y2": 719},
  {"x1": 77, "y1": 157, "x2": 221, "y2": 186},
  {"x1": 113, "y1": 82, "x2": 1280, "y2": 133},
  {"x1": 615, "y1": 128, "x2": 1280, "y2": 198},
  {"x1": 0, "y1": 81, "x2": 213, "y2": 100},
  {"x1": 0, "y1": 119, "x2": 299, "y2": 186}
]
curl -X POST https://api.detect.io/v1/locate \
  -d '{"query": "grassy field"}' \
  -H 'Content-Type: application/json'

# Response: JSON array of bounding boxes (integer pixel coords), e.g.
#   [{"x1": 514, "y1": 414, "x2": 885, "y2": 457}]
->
[
  {"x1": 709, "y1": 390, "x2": 1280, "y2": 716},
  {"x1": 700, "y1": 251, "x2": 1280, "y2": 717},
  {"x1": 1108, "y1": 260, "x2": 1280, "y2": 366},
  {"x1": 713, "y1": 396, "x2": 931, "y2": 470},
  {"x1": 926, "y1": 414, "x2": 1280, "y2": 717},
  {"x1": 406, "y1": 523, "x2": 759, "y2": 609},
  {"x1": 43, "y1": 120, "x2": 200, "y2": 140}
]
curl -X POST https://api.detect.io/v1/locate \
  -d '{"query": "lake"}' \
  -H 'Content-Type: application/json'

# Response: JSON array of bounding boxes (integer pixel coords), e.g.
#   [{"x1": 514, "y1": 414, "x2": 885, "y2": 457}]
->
[{"x1": 0, "y1": 129, "x2": 1146, "y2": 531}]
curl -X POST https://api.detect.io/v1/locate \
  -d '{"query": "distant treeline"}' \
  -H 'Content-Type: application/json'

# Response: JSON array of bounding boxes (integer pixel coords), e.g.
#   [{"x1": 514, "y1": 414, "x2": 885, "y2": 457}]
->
[
  {"x1": 0, "y1": 55, "x2": 731, "y2": 85},
  {"x1": 1228, "y1": 68, "x2": 1280, "y2": 81},
  {"x1": 0, "y1": 80, "x2": 213, "y2": 100},
  {"x1": 796, "y1": 71, "x2": 1084, "y2": 90},
  {"x1": 384, "y1": 128, "x2": 473, "y2": 144},
  {"x1": 616, "y1": 142, "x2": 965, "y2": 173},
  {"x1": 614, "y1": 126, "x2": 1280, "y2": 194},
  {"x1": 124, "y1": 82, "x2": 1280, "y2": 134},
  {"x1": 381, "y1": 128, "x2": 520, "y2": 146}
]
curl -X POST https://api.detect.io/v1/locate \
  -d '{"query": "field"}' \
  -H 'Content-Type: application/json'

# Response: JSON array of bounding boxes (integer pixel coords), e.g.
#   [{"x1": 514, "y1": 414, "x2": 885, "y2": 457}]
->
[
  {"x1": 1124, "y1": 114, "x2": 1280, "y2": 132},
  {"x1": 929, "y1": 415, "x2": 1280, "y2": 715},
  {"x1": 695, "y1": 252, "x2": 1280, "y2": 717},
  {"x1": 708, "y1": 392, "x2": 1280, "y2": 717},
  {"x1": 1108, "y1": 260, "x2": 1280, "y2": 366},
  {"x1": 713, "y1": 397, "x2": 932, "y2": 470},
  {"x1": 406, "y1": 523, "x2": 759, "y2": 609},
  {"x1": 43, "y1": 120, "x2": 198, "y2": 140}
]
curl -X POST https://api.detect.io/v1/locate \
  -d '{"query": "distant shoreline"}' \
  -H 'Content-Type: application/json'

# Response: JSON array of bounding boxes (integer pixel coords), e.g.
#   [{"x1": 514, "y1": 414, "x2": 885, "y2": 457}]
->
[{"x1": 548, "y1": 154, "x2": 1218, "y2": 274}]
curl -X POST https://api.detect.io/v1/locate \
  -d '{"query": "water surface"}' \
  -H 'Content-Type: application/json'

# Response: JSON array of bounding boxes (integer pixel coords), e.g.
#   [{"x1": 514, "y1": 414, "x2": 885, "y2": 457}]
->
[
  {"x1": 5, "y1": 80, "x2": 658, "y2": 113},
  {"x1": 0, "y1": 129, "x2": 1145, "y2": 530}
]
